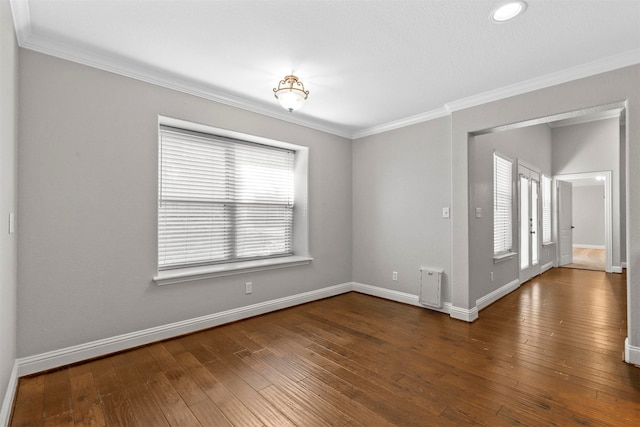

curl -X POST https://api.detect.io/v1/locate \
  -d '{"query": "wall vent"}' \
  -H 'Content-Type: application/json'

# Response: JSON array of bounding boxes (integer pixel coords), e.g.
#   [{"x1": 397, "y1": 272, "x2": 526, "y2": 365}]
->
[{"x1": 419, "y1": 267, "x2": 444, "y2": 308}]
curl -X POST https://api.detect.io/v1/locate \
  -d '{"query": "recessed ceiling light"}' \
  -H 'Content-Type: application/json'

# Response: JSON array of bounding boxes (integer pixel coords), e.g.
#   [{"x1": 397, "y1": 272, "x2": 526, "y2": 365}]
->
[{"x1": 491, "y1": 1, "x2": 527, "y2": 22}]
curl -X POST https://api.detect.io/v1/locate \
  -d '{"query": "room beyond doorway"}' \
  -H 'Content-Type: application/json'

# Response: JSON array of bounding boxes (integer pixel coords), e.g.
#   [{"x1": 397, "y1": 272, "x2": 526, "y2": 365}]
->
[{"x1": 562, "y1": 247, "x2": 606, "y2": 271}]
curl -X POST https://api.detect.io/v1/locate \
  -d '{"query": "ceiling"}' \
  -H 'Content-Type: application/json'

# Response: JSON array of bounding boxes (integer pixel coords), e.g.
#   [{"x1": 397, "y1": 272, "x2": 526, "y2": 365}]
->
[{"x1": 10, "y1": 0, "x2": 640, "y2": 138}]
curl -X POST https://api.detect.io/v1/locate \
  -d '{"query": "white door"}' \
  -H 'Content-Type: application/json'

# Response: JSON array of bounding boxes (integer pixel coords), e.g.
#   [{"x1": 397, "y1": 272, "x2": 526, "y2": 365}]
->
[
  {"x1": 558, "y1": 180, "x2": 574, "y2": 266},
  {"x1": 519, "y1": 164, "x2": 541, "y2": 283}
]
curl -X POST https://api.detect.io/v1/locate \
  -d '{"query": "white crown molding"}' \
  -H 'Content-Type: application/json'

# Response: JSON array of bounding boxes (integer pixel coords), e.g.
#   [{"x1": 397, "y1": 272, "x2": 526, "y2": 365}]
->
[
  {"x1": 548, "y1": 108, "x2": 622, "y2": 128},
  {"x1": 445, "y1": 49, "x2": 640, "y2": 113},
  {"x1": 9, "y1": 0, "x2": 30, "y2": 45},
  {"x1": 9, "y1": 0, "x2": 353, "y2": 139},
  {"x1": 352, "y1": 107, "x2": 450, "y2": 140},
  {"x1": 351, "y1": 48, "x2": 639, "y2": 138},
  {"x1": 10, "y1": 0, "x2": 640, "y2": 140}
]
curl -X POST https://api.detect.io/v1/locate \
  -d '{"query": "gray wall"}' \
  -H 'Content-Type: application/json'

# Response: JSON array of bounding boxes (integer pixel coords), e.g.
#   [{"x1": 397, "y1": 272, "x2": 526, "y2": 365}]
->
[
  {"x1": 552, "y1": 118, "x2": 623, "y2": 266},
  {"x1": 9, "y1": 32, "x2": 640, "y2": 376},
  {"x1": 572, "y1": 184, "x2": 605, "y2": 247},
  {"x1": 450, "y1": 64, "x2": 640, "y2": 351},
  {"x1": 469, "y1": 124, "x2": 553, "y2": 302},
  {"x1": 0, "y1": 0, "x2": 18, "y2": 409},
  {"x1": 17, "y1": 50, "x2": 353, "y2": 357},
  {"x1": 352, "y1": 117, "x2": 452, "y2": 303}
]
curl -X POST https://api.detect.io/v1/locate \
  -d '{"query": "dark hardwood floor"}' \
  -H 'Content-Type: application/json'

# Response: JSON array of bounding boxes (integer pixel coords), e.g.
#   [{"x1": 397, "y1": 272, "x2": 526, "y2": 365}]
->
[{"x1": 10, "y1": 268, "x2": 640, "y2": 426}]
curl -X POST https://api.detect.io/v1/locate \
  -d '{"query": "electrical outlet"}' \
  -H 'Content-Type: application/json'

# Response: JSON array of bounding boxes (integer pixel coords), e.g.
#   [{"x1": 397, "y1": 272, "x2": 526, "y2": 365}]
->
[
  {"x1": 442, "y1": 207, "x2": 450, "y2": 218},
  {"x1": 392, "y1": 271, "x2": 398, "y2": 281},
  {"x1": 245, "y1": 282, "x2": 252, "y2": 294},
  {"x1": 490, "y1": 272, "x2": 494, "y2": 282}
]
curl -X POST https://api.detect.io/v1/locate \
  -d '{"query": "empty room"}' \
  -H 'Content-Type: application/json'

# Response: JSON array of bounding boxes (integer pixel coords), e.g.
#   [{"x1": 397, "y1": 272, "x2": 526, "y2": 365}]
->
[{"x1": 1, "y1": 0, "x2": 640, "y2": 425}]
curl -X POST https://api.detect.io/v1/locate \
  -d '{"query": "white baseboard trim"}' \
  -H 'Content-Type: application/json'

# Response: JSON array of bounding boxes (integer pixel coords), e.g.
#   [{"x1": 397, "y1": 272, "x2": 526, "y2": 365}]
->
[
  {"x1": 11, "y1": 277, "x2": 530, "y2": 377},
  {"x1": 352, "y1": 282, "x2": 419, "y2": 306},
  {"x1": 476, "y1": 279, "x2": 520, "y2": 311},
  {"x1": 449, "y1": 305, "x2": 479, "y2": 322},
  {"x1": 541, "y1": 261, "x2": 554, "y2": 273},
  {"x1": 612, "y1": 266, "x2": 623, "y2": 274},
  {"x1": 0, "y1": 361, "x2": 19, "y2": 427},
  {"x1": 351, "y1": 282, "x2": 452, "y2": 315},
  {"x1": 621, "y1": 262, "x2": 627, "y2": 269},
  {"x1": 16, "y1": 282, "x2": 352, "y2": 376},
  {"x1": 573, "y1": 244, "x2": 605, "y2": 249},
  {"x1": 625, "y1": 337, "x2": 640, "y2": 365}
]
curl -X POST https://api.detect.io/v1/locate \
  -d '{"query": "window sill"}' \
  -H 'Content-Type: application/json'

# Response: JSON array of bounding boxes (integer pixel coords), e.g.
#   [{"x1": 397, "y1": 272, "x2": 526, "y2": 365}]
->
[
  {"x1": 493, "y1": 252, "x2": 517, "y2": 263},
  {"x1": 154, "y1": 256, "x2": 313, "y2": 286}
]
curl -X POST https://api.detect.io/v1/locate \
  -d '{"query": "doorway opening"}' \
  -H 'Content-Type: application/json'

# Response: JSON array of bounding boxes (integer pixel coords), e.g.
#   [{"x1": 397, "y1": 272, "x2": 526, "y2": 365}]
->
[{"x1": 555, "y1": 171, "x2": 612, "y2": 272}]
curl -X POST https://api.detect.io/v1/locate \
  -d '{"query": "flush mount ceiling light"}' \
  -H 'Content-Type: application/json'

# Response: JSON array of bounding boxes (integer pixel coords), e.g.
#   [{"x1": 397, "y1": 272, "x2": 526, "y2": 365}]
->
[
  {"x1": 273, "y1": 75, "x2": 309, "y2": 112},
  {"x1": 491, "y1": 1, "x2": 527, "y2": 22}
]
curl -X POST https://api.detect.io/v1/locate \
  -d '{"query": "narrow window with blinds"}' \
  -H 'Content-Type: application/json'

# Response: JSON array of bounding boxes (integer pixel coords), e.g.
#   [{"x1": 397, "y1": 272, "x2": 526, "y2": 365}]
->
[
  {"x1": 158, "y1": 126, "x2": 295, "y2": 270},
  {"x1": 542, "y1": 175, "x2": 552, "y2": 243},
  {"x1": 493, "y1": 152, "x2": 513, "y2": 256}
]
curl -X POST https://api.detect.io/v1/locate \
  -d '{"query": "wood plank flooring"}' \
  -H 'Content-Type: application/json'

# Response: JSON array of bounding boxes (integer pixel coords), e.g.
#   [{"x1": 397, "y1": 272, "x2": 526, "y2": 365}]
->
[{"x1": 10, "y1": 268, "x2": 640, "y2": 426}]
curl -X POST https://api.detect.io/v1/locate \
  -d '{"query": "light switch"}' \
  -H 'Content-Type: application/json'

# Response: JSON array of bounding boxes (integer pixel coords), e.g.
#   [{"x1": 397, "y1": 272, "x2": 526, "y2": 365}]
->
[
  {"x1": 8, "y1": 213, "x2": 14, "y2": 234},
  {"x1": 475, "y1": 207, "x2": 482, "y2": 218},
  {"x1": 442, "y1": 207, "x2": 450, "y2": 218}
]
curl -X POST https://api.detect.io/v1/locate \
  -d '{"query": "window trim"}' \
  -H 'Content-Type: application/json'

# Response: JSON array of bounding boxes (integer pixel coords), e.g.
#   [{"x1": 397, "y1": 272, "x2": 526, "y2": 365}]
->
[
  {"x1": 154, "y1": 116, "x2": 311, "y2": 285},
  {"x1": 154, "y1": 255, "x2": 313, "y2": 286}
]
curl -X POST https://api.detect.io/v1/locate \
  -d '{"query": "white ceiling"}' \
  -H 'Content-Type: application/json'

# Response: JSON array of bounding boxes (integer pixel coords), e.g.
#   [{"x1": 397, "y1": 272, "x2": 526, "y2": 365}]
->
[{"x1": 10, "y1": 0, "x2": 640, "y2": 138}]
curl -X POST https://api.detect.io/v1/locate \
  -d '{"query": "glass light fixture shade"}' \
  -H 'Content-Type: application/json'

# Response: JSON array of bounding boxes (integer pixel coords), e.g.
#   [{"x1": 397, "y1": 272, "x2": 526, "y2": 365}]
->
[
  {"x1": 276, "y1": 89, "x2": 307, "y2": 112},
  {"x1": 273, "y1": 75, "x2": 309, "y2": 112},
  {"x1": 492, "y1": 1, "x2": 527, "y2": 22}
]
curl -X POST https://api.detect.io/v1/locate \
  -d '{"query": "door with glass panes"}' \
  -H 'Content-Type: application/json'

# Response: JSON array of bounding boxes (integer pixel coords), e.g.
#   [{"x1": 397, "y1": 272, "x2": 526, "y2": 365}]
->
[{"x1": 519, "y1": 163, "x2": 541, "y2": 283}]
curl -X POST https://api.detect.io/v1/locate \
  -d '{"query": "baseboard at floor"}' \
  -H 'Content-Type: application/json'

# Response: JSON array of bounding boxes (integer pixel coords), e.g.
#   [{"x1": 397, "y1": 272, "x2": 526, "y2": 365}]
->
[
  {"x1": 0, "y1": 361, "x2": 19, "y2": 427},
  {"x1": 625, "y1": 337, "x2": 640, "y2": 365},
  {"x1": 476, "y1": 279, "x2": 520, "y2": 311},
  {"x1": 351, "y1": 282, "x2": 451, "y2": 315},
  {"x1": 572, "y1": 244, "x2": 605, "y2": 249},
  {"x1": 541, "y1": 261, "x2": 554, "y2": 273},
  {"x1": 13, "y1": 277, "x2": 536, "y2": 377},
  {"x1": 16, "y1": 282, "x2": 353, "y2": 377},
  {"x1": 612, "y1": 266, "x2": 623, "y2": 273},
  {"x1": 449, "y1": 305, "x2": 479, "y2": 322}
]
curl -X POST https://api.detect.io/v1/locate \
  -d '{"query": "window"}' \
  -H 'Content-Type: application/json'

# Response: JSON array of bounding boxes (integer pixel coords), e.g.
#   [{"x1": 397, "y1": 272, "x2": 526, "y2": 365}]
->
[
  {"x1": 493, "y1": 152, "x2": 513, "y2": 256},
  {"x1": 542, "y1": 175, "x2": 552, "y2": 243},
  {"x1": 156, "y1": 119, "x2": 310, "y2": 282}
]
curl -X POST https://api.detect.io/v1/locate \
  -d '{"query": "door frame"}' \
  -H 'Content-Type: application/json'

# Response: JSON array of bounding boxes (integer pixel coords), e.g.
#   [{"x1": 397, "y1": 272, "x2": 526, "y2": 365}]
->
[
  {"x1": 553, "y1": 171, "x2": 612, "y2": 273},
  {"x1": 518, "y1": 161, "x2": 541, "y2": 283}
]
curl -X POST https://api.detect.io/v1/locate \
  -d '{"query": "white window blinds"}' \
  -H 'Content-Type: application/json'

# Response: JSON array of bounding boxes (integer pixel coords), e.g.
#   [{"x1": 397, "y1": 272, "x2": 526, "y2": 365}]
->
[
  {"x1": 158, "y1": 126, "x2": 294, "y2": 270},
  {"x1": 542, "y1": 175, "x2": 552, "y2": 243},
  {"x1": 494, "y1": 153, "x2": 513, "y2": 255}
]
